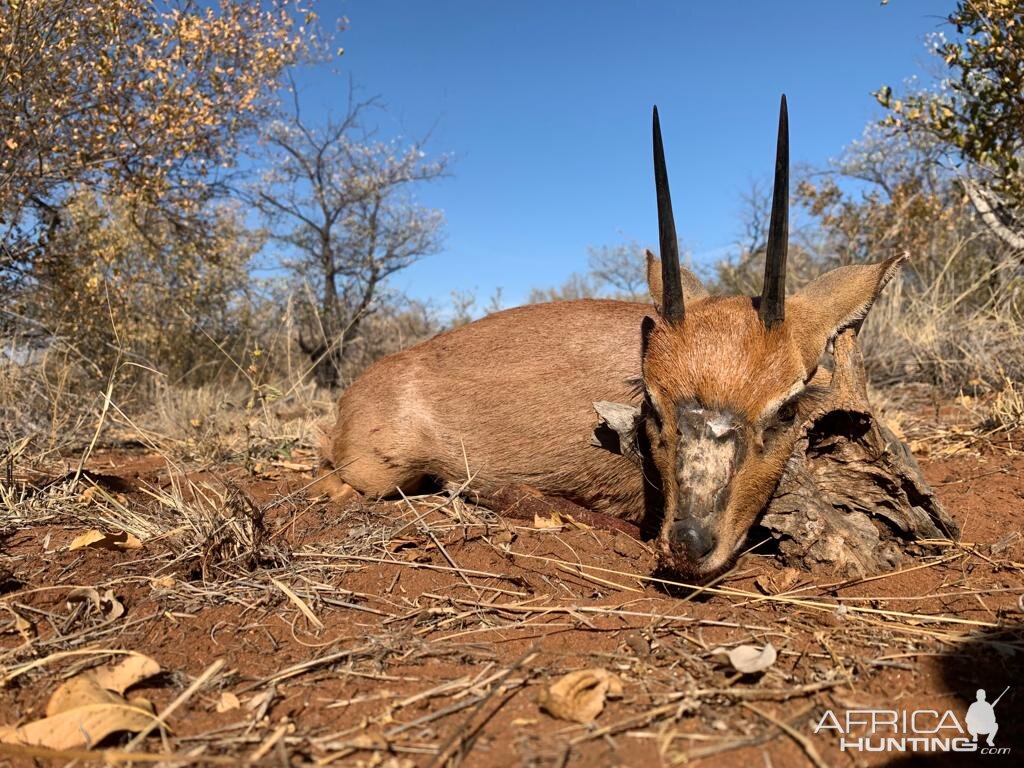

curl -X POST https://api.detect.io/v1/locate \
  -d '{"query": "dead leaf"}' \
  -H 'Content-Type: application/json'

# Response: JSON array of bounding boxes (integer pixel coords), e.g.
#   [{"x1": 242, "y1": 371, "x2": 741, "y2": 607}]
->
[
  {"x1": 753, "y1": 568, "x2": 800, "y2": 595},
  {"x1": 532, "y1": 512, "x2": 591, "y2": 531},
  {"x1": 47, "y1": 676, "x2": 124, "y2": 717},
  {"x1": 387, "y1": 537, "x2": 421, "y2": 553},
  {"x1": 490, "y1": 529, "x2": 515, "y2": 546},
  {"x1": 68, "y1": 529, "x2": 142, "y2": 552},
  {"x1": 66, "y1": 587, "x2": 124, "y2": 622},
  {"x1": 150, "y1": 575, "x2": 176, "y2": 590},
  {"x1": 533, "y1": 512, "x2": 564, "y2": 529},
  {"x1": 101, "y1": 590, "x2": 125, "y2": 621},
  {"x1": 776, "y1": 567, "x2": 800, "y2": 592},
  {"x1": 91, "y1": 654, "x2": 160, "y2": 695},
  {"x1": 15, "y1": 615, "x2": 34, "y2": 641},
  {"x1": 67, "y1": 587, "x2": 102, "y2": 611},
  {"x1": 1, "y1": 659, "x2": 163, "y2": 749},
  {"x1": 216, "y1": 691, "x2": 240, "y2": 713},
  {"x1": 401, "y1": 550, "x2": 432, "y2": 563},
  {"x1": 538, "y1": 669, "x2": 623, "y2": 724},
  {"x1": 4, "y1": 607, "x2": 35, "y2": 641},
  {"x1": 47, "y1": 654, "x2": 159, "y2": 715},
  {"x1": 0, "y1": 700, "x2": 159, "y2": 749},
  {"x1": 716, "y1": 643, "x2": 777, "y2": 674},
  {"x1": 129, "y1": 697, "x2": 155, "y2": 714}
]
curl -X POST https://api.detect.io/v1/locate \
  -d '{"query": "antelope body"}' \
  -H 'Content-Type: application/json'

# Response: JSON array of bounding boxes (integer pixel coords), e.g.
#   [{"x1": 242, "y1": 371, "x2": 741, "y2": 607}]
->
[{"x1": 322, "y1": 97, "x2": 904, "y2": 581}]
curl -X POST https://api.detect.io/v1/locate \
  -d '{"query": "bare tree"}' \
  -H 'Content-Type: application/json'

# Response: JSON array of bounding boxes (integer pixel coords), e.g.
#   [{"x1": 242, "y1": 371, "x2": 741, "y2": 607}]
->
[
  {"x1": 716, "y1": 178, "x2": 819, "y2": 296},
  {"x1": 253, "y1": 89, "x2": 448, "y2": 387},
  {"x1": 527, "y1": 241, "x2": 648, "y2": 304},
  {"x1": 526, "y1": 272, "x2": 599, "y2": 304},
  {"x1": 738, "y1": 179, "x2": 772, "y2": 259},
  {"x1": 714, "y1": 180, "x2": 774, "y2": 296},
  {"x1": 586, "y1": 241, "x2": 646, "y2": 300}
]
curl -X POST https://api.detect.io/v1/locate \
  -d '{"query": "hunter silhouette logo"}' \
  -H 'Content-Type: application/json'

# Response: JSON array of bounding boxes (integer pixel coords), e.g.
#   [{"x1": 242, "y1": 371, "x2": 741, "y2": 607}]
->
[
  {"x1": 813, "y1": 686, "x2": 1012, "y2": 755},
  {"x1": 966, "y1": 687, "x2": 1008, "y2": 747}
]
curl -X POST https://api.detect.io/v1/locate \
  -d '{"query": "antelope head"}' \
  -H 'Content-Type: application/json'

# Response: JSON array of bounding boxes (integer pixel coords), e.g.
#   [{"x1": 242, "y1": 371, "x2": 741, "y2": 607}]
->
[{"x1": 640, "y1": 97, "x2": 904, "y2": 581}]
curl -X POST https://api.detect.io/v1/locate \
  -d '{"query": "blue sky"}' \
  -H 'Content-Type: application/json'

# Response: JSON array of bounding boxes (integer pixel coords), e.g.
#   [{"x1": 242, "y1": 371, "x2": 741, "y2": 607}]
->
[{"x1": 291, "y1": 1, "x2": 948, "y2": 309}]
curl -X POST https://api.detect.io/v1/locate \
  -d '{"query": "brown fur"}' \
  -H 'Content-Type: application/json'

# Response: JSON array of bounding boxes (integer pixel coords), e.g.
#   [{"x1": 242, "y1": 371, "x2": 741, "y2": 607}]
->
[
  {"x1": 324, "y1": 299, "x2": 654, "y2": 521},
  {"x1": 641, "y1": 254, "x2": 905, "y2": 577},
  {"x1": 323, "y1": 255, "x2": 905, "y2": 581}
]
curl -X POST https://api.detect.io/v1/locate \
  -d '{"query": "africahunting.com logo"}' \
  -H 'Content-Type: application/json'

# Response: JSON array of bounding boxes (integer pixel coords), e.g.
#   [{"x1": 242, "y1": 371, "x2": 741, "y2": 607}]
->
[{"x1": 813, "y1": 687, "x2": 1011, "y2": 755}]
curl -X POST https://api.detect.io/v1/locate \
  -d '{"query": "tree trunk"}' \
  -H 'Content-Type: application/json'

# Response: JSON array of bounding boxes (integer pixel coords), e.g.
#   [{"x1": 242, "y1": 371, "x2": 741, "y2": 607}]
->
[{"x1": 759, "y1": 329, "x2": 957, "y2": 578}]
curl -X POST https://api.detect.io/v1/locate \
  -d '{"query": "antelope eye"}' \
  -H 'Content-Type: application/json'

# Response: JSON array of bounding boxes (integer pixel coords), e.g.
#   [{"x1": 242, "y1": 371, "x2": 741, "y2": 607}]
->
[{"x1": 777, "y1": 402, "x2": 797, "y2": 424}]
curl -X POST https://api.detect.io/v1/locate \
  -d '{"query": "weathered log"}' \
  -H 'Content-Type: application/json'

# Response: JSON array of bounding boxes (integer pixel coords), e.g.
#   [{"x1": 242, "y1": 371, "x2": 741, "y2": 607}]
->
[{"x1": 760, "y1": 329, "x2": 957, "y2": 578}]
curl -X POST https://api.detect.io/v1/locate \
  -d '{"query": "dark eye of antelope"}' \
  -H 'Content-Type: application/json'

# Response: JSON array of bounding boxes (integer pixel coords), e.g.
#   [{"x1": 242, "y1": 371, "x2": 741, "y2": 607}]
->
[{"x1": 776, "y1": 401, "x2": 798, "y2": 424}]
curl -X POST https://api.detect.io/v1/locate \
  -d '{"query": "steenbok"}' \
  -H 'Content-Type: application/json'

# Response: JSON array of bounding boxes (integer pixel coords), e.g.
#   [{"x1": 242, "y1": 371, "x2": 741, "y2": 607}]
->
[{"x1": 320, "y1": 96, "x2": 903, "y2": 581}]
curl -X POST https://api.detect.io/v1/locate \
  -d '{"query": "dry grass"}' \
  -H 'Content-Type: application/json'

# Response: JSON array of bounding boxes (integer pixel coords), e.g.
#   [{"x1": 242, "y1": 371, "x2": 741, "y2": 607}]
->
[
  {"x1": 855, "y1": 244, "x2": 1024, "y2": 397},
  {"x1": 134, "y1": 380, "x2": 331, "y2": 465},
  {"x1": 0, "y1": 335, "x2": 96, "y2": 459},
  {"x1": 1, "y1": 455, "x2": 1022, "y2": 765}
]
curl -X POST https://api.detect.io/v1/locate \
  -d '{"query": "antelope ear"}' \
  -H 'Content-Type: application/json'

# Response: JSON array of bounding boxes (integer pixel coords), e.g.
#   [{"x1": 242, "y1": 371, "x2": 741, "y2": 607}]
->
[
  {"x1": 645, "y1": 249, "x2": 707, "y2": 310},
  {"x1": 787, "y1": 254, "x2": 906, "y2": 372}
]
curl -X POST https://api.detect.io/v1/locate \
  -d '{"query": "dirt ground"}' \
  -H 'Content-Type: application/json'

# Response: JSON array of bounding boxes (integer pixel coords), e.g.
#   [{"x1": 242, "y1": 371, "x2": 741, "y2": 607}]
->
[{"x1": 1, "y1": 424, "x2": 1023, "y2": 766}]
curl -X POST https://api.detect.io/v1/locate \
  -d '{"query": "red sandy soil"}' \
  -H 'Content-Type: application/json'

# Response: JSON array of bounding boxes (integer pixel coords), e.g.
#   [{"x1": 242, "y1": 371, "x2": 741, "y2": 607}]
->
[{"x1": 1, "y1": 442, "x2": 1022, "y2": 767}]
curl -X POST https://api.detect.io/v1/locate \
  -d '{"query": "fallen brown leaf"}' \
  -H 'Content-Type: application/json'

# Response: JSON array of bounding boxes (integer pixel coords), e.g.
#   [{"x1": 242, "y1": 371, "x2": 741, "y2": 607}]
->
[
  {"x1": 66, "y1": 587, "x2": 102, "y2": 611},
  {"x1": 215, "y1": 691, "x2": 240, "y2": 713},
  {"x1": 4, "y1": 607, "x2": 35, "y2": 641},
  {"x1": 0, "y1": 701, "x2": 159, "y2": 749},
  {"x1": 0, "y1": 654, "x2": 163, "y2": 750},
  {"x1": 90, "y1": 654, "x2": 161, "y2": 695},
  {"x1": 532, "y1": 512, "x2": 563, "y2": 529},
  {"x1": 538, "y1": 669, "x2": 623, "y2": 724},
  {"x1": 68, "y1": 530, "x2": 142, "y2": 552},
  {"x1": 66, "y1": 588, "x2": 124, "y2": 622},
  {"x1": 46, "y1": 676, "x2": 125, "y2": 717},
  {"x1": 753, "y1": 568, "x2": 800, "y2": 595},
  {"x1": 532, "y1": 512, "x2": 591, "y2": 530}
]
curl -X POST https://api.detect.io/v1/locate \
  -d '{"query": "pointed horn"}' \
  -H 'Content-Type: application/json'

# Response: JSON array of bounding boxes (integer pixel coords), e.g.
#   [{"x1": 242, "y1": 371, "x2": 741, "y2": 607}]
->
[
  {"x1": 653, "y1": 106, "x2": 684, "y2": 324},
  {"x1": 760, "y1": 94, "x2": 789, "y2": 328}
]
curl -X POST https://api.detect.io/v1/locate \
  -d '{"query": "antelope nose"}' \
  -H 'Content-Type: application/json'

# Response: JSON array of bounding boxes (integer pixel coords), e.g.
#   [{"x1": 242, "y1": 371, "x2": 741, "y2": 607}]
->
[{"x1": 671, "y1": 520, "x2": 716, "y2": 560}]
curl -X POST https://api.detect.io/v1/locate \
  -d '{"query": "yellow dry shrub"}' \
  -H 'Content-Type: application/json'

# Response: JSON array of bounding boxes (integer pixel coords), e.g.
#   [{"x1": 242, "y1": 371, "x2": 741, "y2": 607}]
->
[{"x1": 24, "y1": 192, "x2": 262, "y2": 384}]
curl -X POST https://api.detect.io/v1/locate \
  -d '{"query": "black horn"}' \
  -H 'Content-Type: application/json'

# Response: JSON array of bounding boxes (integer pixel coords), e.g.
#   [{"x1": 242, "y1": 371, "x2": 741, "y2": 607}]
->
[
  {"x1": 653, "y1": 106, "x2": 684, "y2": 324},
  {"x1": 760, "y1": 94, "x2": 789, "y2": 329}
]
